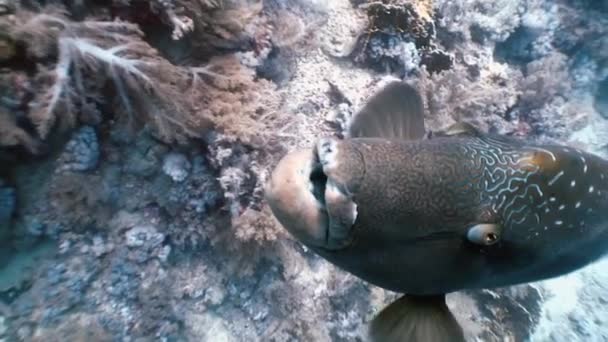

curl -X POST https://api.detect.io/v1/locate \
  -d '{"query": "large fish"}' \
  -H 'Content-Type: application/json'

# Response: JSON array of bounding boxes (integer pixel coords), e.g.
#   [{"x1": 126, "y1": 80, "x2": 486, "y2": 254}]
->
[{"x1": 264, "y1": 81, "x2": 608, "y2": 341}]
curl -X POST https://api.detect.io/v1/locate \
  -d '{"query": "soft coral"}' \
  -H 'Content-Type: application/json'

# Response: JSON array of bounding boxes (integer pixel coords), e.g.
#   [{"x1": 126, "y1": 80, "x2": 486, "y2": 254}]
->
[{"x1": 12, "y1": 10, "x2": 212, "y2": 143}]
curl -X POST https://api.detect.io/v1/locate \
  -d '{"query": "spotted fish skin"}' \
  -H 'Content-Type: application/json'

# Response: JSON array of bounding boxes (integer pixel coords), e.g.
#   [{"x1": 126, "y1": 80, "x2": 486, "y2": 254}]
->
[{"x1": 311, "y1": 134, "x2": 608, "y2": 295}]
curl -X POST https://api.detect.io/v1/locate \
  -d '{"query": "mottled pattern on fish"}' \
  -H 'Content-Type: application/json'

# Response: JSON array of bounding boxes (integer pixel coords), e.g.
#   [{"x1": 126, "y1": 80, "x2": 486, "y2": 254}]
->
[
  {"x1": 265, "y1": 81, "x2": 608, "y2": 341},
  {"x1": 316, "y1": 134, "x2": 608, "y2": 294},
  {"x1": 455, "y1": 135, "x2": 607, "y2": 246}
]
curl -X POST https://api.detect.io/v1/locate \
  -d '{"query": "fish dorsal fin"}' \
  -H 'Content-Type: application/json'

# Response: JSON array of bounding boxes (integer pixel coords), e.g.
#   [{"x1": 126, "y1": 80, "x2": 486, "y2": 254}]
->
[{"x1": 347, "y1": 81, "x2": 425, "y2": 140}]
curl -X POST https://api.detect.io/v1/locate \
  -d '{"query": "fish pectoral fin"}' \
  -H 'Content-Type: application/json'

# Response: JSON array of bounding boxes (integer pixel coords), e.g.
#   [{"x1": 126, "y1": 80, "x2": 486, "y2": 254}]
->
[
  {"x1": 347, "y1": 81, "x2": 426, "y2": 140},
  {"x1": 437, "y1": 121, "x2": 481, "y2": 137},
  {"x1": 466, "y1": 223, "x2": 502, "y2": 246},
  {"x1": 324, "y1": 181, "x2": 357, "y2": 250},
  {"x1": 369, "y1": 294, "x2": 465, "y2": 342}
]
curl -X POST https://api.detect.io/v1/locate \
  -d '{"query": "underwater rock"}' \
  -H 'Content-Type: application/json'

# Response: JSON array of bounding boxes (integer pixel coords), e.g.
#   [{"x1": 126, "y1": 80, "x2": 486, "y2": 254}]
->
[
  {"x1": 0, "y1": 316, "x2": 6, "y2": 337},
  {"x1": 125, "y1": 225, "x2": 168, "y2": 264},
  {"x1": 349, "y1": 0, "x2": 451, "y2": 75},
  {"x1": 204, "y1": 285, "x2": 227, "y2": 306},
  {"x1": 126, "y1": 225, "x2": 163, "y2": 248},
  {"x1": 91, "y1": 235, "x2": 109, "y2": 258},
  {"x1": 106, "y1": 256, "x2": 140, "y2": 301},
  {"x1": 162, "y1": 152, "x2": 191, "y2": 182},
  {"x1": 56, "y1": 126, "x2": 100, "y2": 173},
  {"x1": 595, "y1": 76, "x2": 608, "y2": 119},
  {"x1": 495, "y1": 8, "x2": 557, "y2": 65},
  {"x1": 123, "y1": 133, "x2": 167, "y2": 178},
  {"x1": 369, "y1": 38, "x2": 420, "y2": 74},
  {"x1": 22, "y1": 216, "x2": 44, "y2": 237},
  {"x1": 11, "y1": 216, "x2": 47, "y2": 249},
  {"x1": 0, "y1": 34, "x2": 15, "y2": 63},
  {"x1": 39, "y1": 258, "x2": 99, "y2": 325},
  {"x1": 468, "y1": 286, "x2": 542, "y2": 340},
  {"x1": 184, "y1": 312, "x2": 236, "y2": 342},
  {"x1": 255, "y1": 47, "x2": 297, "y2": 86},
  {"x1": 0, "y1": 180, "x2": 15, "y2": 222},
  {"x1": 0, "y1": 0, "x2": 14, "y2": 15}
]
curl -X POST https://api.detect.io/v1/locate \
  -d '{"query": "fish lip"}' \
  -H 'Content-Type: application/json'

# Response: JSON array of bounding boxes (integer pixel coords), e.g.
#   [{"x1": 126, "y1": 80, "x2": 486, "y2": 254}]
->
[{"x1": 264, "y1": 148, "x2": 331, "y2": 248}]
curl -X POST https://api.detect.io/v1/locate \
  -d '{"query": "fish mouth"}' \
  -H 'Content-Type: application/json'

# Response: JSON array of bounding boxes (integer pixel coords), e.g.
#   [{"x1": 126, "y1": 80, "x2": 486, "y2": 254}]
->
[
  {"x1": 309, "y1": 153, "x2": 328, "y2": 209},
  {"x1": 265, "y1": 148, "x2": 332, "y2": 248}
]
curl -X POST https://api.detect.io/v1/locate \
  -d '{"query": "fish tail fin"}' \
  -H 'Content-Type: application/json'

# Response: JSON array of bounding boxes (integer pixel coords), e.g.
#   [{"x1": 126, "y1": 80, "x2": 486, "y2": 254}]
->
[{"x1": 368, "y1": 294, "x2": 465, "y2": 342}]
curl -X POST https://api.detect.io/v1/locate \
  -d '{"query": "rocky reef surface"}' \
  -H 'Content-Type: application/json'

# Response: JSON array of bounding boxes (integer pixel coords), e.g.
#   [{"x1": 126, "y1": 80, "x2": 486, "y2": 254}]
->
[{"x1": 0, "y1": 0, "x2": 607, "y2": 341}]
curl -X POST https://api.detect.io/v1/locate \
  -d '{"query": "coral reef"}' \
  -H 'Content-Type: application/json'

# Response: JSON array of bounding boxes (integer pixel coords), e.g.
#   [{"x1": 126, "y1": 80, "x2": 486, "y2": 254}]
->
[
  {"x1": 56, "y1": 126, "x2": 100, "y2": 173},
  {"x1": 1, "y1": 0, "x2": 608, "y2": 341},
  {"x1": 0, "y1": 180, "x2": 14, "y2": 223},
  {"x1": 347, "y1": 0, "x2": 453, "y2": 76}
]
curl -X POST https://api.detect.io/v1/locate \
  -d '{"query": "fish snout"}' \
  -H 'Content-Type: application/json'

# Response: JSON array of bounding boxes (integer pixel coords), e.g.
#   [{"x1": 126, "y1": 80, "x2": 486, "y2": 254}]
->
[
  {"x1": 265, "y1": 138, "x2": 365, "y2": 250},
  {"x1": 264, "y1": 148, "x2": 330, "y2": 248}
]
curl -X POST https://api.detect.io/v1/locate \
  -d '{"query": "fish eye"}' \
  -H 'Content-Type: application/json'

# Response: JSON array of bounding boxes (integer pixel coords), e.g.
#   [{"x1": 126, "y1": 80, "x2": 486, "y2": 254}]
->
[
  {"x1": 485, "y1": 233, "x2": 498, "y2": 245},
  {"x1": 467, "y1": 223, "x2": 501, "y2": 246}
]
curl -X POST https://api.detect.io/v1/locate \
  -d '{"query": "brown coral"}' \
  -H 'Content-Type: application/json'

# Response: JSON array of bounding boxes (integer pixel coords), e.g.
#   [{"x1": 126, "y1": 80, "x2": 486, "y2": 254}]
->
[
  {"x1": 13, "y1": 12, "x2": 212, "y2": 143},
  {"x1": 0, "y1": 108, "x2": 39, "y2": 153},
  {"x1": 419, "y1": 62, "x2": 523, "y2": 134},
  {"x1": 232, "y1": 203, "x2": 283, "y2": 243},
  {"x1": 4, "y1": 7, "x2": 285, "y2": 146}
]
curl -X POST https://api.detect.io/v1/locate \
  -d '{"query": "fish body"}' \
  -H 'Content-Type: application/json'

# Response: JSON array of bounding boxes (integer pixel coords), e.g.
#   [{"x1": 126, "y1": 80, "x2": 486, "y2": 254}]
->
[
  {"x1": 264, "y1": 81, "x2": 608, "y2": 341},
  {"x1": 308, "y1": 135, "x2": 608, "y2": 294}
]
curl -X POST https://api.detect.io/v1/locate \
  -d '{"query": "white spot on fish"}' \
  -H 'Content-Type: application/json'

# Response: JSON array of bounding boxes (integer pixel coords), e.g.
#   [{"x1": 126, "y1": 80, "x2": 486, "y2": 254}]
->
[
  {"x1": 550, "y1": 196, "x2": 557, "y2": 202},
  {"x1": 548, "y1": 171, "x2": 564, "y2": 186},
  {"x1": 555, "y1": 220, "x2": 563, "y2": 226},
  {"x1": 571, "y1": 180, "x2": 576, "y2": 187},
  {"x1": 558, "y1": 204, "x2": 565, "y2": 210},
  {"x1": 575, "y1": 201, "x2": 581, "y2": 208},
  {"x1": 545, "y1": 208, "x2": 550, "y2": 213},
  {"x1": 589, "y1": 186, "x2": 595, "y2": 193},
  {"x1": 544, "y1": 226, "x2": 548, "y2": 231},
  {"x1": 580, "y1": 156, "x2": 587, "y2": 173}
]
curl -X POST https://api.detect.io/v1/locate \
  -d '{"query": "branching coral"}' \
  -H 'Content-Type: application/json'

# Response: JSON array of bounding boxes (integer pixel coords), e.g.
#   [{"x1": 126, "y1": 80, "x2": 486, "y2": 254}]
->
[
  {"x1": 179, "y1": 0, "x2": 265, "y2": 51},
  {"x1": 118, "y1": 0, "x2": 268, "y2": 57}
]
